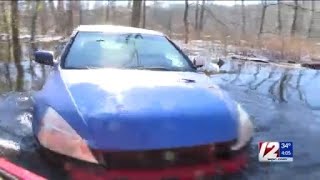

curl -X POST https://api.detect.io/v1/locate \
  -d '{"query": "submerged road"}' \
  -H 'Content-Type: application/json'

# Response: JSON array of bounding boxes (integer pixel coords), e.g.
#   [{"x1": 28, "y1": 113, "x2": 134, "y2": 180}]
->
[{"x1": 0, "y1": 57, "x2": 319, "y2": 179}]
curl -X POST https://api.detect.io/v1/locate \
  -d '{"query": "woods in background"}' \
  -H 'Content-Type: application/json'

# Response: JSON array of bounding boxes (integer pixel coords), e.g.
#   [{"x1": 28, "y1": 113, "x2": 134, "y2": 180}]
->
[
  {"x1": 0, "y1": 0, "x2": 320, "y2": 66},
  {"x1": 0, "y1": 0, "x2": 319, "y2": 92}
]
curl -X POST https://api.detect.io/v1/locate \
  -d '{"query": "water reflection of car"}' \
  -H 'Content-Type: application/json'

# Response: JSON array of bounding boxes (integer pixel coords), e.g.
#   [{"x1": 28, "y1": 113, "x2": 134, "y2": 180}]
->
[{"x1": 32, "y1": 25, "x2": 253, "y2": 179}]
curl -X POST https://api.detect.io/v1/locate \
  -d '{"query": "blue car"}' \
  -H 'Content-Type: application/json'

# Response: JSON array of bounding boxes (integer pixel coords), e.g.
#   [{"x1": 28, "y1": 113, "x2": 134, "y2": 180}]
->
[{"x1": 33, "y1": 25, "x2": 253, "y2": 179}]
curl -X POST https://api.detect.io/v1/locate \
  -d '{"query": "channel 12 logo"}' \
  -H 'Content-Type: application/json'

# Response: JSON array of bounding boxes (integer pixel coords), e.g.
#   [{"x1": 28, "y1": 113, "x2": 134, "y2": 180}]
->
[{"x1": 258, "y1": 142, "x2": 293, "y2": 162}]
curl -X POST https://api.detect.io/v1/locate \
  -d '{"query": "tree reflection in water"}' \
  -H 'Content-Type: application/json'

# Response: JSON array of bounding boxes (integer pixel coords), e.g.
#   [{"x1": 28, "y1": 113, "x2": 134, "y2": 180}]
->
[{"x1": 215, "y1": 59, "x2": 320, "y2": 109}]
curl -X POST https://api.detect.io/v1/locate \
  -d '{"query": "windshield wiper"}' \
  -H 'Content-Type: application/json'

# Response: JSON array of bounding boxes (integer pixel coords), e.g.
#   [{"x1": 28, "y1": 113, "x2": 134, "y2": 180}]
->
[
  {"x1": 126, "y1": 66, "x2": 181, "y2": 71},
  {"x1": 140, "y1": 67, "x2": 172, "y2": 71},
  {"x1": 65, "y1": 66, "x2": 101, "y2": 69},
  {"x1": 85, "y1": 66, "x2": 101, "y2": 69}
]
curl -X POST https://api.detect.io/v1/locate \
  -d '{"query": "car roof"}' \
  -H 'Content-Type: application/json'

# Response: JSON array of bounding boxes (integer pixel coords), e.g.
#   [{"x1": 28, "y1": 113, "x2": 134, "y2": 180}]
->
[{"x1": 76, "y1": 25, "x2": 164, "y2": 36}]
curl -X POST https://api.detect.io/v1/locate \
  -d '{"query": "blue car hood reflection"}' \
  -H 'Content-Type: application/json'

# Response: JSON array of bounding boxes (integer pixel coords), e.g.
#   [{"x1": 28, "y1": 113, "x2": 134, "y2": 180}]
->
[{"x1": 35, "y1": 69, "x2": 239, "y2": 151}]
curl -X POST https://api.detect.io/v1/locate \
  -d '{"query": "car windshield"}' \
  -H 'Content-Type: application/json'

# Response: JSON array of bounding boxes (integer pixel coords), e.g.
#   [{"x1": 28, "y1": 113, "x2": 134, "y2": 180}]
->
[{"x1": 63, "y1": 32, "x2": 195, "y2": 71}]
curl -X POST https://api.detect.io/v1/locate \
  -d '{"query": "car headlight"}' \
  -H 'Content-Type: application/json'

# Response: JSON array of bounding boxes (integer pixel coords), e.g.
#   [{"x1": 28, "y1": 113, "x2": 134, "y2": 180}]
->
[
  {"x1": 37, "y1": 107, "x2": 98, "y2": 164},
  {"x1": 231, "y1": 103, "x2": 254, "y2": 151}
]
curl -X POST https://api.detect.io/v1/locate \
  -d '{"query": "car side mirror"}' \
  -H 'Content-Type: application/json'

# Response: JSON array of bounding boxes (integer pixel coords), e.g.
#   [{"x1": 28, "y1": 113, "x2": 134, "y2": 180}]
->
[
  {"x1": 34, "y1": 50, "x2": 54, "y2": 66},
  {"x1": 194, "y1": 56, "x2": 220, "y2": 75},
  {"x1": 201, "y1": 63, "x2": 220, "y2": 75},
  {"x1": 193, "y1": 56, "x2": 206, "y2": 68}
]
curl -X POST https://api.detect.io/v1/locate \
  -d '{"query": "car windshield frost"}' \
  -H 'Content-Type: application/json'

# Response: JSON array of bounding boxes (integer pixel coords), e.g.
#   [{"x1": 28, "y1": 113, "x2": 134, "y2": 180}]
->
[{"x1": 63, "y1": 32, "x2": 195, "y2": 71}]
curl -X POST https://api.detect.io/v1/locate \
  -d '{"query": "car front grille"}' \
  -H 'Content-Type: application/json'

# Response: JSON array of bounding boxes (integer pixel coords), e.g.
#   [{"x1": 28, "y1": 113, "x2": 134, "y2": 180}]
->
[{"x1": 96, "y1": 140, "x2": 237, "y2": 169}]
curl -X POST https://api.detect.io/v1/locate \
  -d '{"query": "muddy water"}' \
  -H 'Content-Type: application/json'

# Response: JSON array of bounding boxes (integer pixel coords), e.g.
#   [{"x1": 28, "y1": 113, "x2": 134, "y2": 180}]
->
[{"x1": 0, "y1": 41, "x2": 319, "y2": 180}]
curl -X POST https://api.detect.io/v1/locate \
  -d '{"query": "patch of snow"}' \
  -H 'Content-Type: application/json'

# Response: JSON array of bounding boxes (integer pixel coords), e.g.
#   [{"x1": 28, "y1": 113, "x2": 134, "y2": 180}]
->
[
  {"x1": 230, "y1": 54, "x2": 270, "y2": 63},
  {"x1": 0, "y1": 139, "x2": 20, "y2": 152},
  {"x1": 35, "y1": 36, "x2": 64, "y2": 43}
]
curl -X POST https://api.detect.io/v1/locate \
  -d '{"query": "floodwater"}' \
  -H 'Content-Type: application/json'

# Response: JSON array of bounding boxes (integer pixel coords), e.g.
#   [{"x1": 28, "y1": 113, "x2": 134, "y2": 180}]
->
[{"x1": 0, "y1": 40, "x2": 319, "y2": 180}]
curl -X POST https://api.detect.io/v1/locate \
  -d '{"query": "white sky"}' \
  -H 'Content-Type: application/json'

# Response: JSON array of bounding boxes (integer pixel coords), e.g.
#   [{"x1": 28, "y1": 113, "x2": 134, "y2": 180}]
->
[
  {"x1": 85, "y1": 1, "x2": 261, "y2": 8},
  {"x1": 163, "y1": 0, "x2": 261, "y2": 6}
]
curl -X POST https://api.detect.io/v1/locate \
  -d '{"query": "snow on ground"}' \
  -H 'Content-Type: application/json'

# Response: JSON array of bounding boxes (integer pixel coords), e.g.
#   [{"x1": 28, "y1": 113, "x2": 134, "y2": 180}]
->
[{"x1": 0, "y1": 34, "x2": 64, "y2": 43}]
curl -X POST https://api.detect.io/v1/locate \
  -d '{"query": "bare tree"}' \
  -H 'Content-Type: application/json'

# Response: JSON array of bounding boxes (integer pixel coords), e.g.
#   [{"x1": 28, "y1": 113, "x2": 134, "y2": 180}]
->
[
  {"x1": 67, "y1": 1, "x2": 74, "y2": 35},
  {"x1": 73, "y1": 1, "x2": 81, "y2": 26},
  {"x1": 127, "y1": 0, "x2": 132, "y2": 9},
  {"x1": 28, "y1": 1, "x2": 41, "y2": 89},
  {"x1": 277, "y1": 0, "x2": 282, "y2": 35},
  {"x1": 48, "y1": 0, "x2": 58, "y2": 31},
  {"x1": 11, "y1": 0, "x2": 24, "y2": 91},
  {"x1": 308, "y1": 0, "x2": 315, "y2": 38},
  {"x1": 291, "y1": 0, "x2": 298, "y2": 36},
  {"x1": 1, "y1": 2, "x2": 11, "y2": 62},
  {"x1": 79, "y1": 1, "x2": 83, "y2": 25},
  {"x1": 131, "y1": 0, "x2": 142, "y2": 27},
  {"x1": 106, "y1": 0, "x2": 110, "y2": 22},
  {"x1": 277, "y1": 0, "x2": 284, "y2": 59},
  {"x1": 199, "y1": 0, "x2": 205, "y2": 32},
  {"x1": 57, "y1": 1, "x2": 64, "y2": 13},
  {"x1": 153, "y1": 0, "x2": 159, "y2": 17},
  {"x1": 30, "y1": 1, "x2": 41, "y2": 47},
  {"x1": 258, "y1": 0, "x2": 267, "y2": 39},
  {"x1": 56, "y1": 0, "x2": 65, "y2": 34},
  {"x1": 39, "y1": 2, "x2": 49, "y2": 35},
  {"x1": 184, "y1": 0, "x2": 189, "y2": 43},
  {"x1": 195, "y1": 0, "x2": 199, "y2": 34},
  {"x1": 142, "y1": 0, "x2": 146, "y2": 28},
  {"x1": 241, "y1": 0, "x2": 246, "y2": 39},
  {"x1": 167, "y1": 10, "x2": 173, "y2": 38},
  {"x1": 11, "y1": 0, "x2": 21, "y2": 63},
  {"x1": 1, "y1": 1, "x2": 13, "y2": 89},
  {"x1": 110, "y1": 1, "x2": 116, "y2": 22}
]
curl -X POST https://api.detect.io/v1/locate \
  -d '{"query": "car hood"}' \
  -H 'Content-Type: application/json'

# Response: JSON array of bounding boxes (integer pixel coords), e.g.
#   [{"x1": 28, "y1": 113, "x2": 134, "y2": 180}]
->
[{"x1": 61, "y1": 68, "x2": 239, "y2": 150}]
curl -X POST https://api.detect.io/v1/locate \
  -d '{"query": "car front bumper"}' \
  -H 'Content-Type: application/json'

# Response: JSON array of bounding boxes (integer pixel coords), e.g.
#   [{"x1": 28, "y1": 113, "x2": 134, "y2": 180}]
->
[{"x1": 67, "y1": 150, "x2": 247, "y2": 180}]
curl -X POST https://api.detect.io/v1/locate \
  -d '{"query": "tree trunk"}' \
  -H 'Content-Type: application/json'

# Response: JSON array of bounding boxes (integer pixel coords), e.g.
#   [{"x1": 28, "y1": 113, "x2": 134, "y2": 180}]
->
[
  {"x1": 277, "y1": 0, "x2": 282, "y2": 35},
  {"x1": 241, "y1": 0, "x2": 246, "y2": 39},
  {"x1": 167, "y1": 10, "x2": 173, "y2": 38},
  {"x1": 11, "y1": 1, "x2": 21, "y2": 64},
  {"x1": 39, "y1": 2, "x2": 48, "y2": 35},
  {"x1": 127, "y1": 0, "x2": 132, "y2": 9},
  {"x1": 79, "y1": 2, "x2": 83, "y2": 25},
  {"x1": 111, "y1": 1, "x2": 116, "y2": 23},
  {"x1": 58, "y1": 1, "x2": 65, "y2": 12},
  {"x1": 30, "y1": 1, "x2": 41, "y2": 45},
  {"x1": 308, "y1": 0, "x2": 315, "y2": 38},
  {"x1": 1, "y1": 2, "x2": 11, "y2": 62},
  {"x1": 29, "y1": 1, "x2": 41, "y2": 91},
  {"x1": 195, "y1": 0, "x2": 199, "y2": 31},
  {"x1": 48, "y1": 0, "x2": 58, "y2": 30},
  {"x1": 199, "y1": 0, "x2": 205, "y2": 32},
  {"x1": 258, "y1": 0, "x2": 267, "y2": 39},
  {"x1": 1, "y1": 1, "x2": 13, "y2": 90},
  {"x1": 184, "y1": 0, "x2": 189, "y2": 44},
  {"x1": 56, "y1": 0, "x2": 65, "y2": 34},
  {"x1": 106, "y1": 0, "x2": 110, "y2": 22},
  {"x1": 277, "y1": 0, "x2": 284, "y2": 59},
  {"x1": 291, "y1": 0, "x2": 298, "y2": 36},
  {"x1": 11, "y1": 0, "x2": 24, "y2": 91},
  {"x1": 73, "y1": 1, "x2": 81, "y2": 26},
  {"x1": 153, "y1": 1, "x2": 159, "y2": 18},
  {"x1": 131, "y1": 0, "x2": 142, "y2": 27},
  {"x1": 67, "y1": 1, "x2": 74, "y2": 35},
  {"x1": 142, "y1": 0, "x2": 146, "y2": 28},
  {"x1": 29, "y1": 0, "x2": 41, "y2": 78}
]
